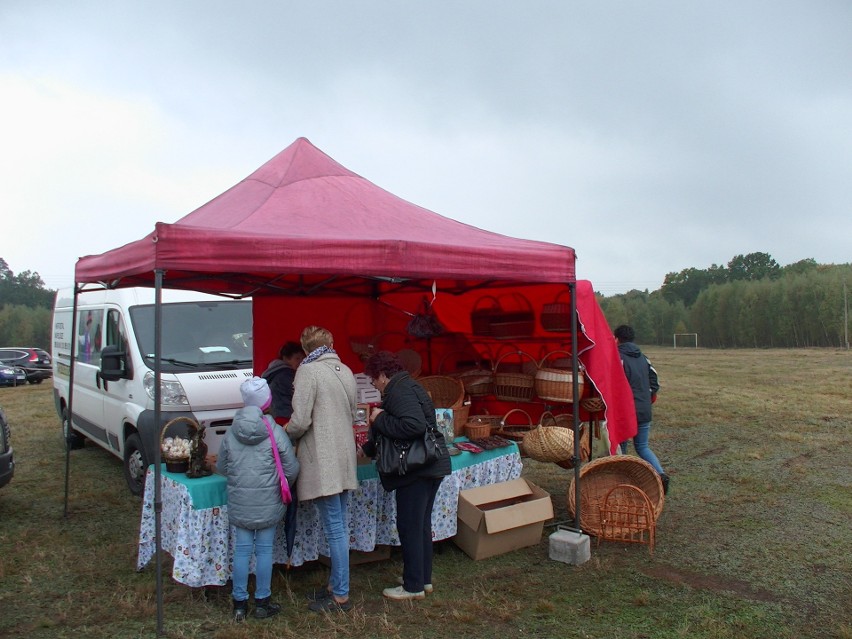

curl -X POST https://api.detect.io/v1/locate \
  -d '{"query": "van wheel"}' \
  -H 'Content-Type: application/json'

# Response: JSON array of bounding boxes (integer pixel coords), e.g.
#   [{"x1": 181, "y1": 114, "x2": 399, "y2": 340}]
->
[
  {"x1": 123, "y1": 433, "x2": 148, "y2": 496},
  {"x1": 62, "y1": 407, "x2": 85, "y2": 450}
]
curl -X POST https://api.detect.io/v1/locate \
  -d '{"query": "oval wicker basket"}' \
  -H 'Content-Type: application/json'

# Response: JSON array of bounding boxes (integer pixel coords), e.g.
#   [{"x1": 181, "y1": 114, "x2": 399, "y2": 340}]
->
[
  {"x1": 523, "y1": 424, "x2": 574, "y2": 463},
  {"x1": 534, "y1": 350, "x2": 584, "y2": 403},
  {"x1": 495, "y1": 408, "x2": 536, "y2": 443},
  {"x1": 493, "y1": 350, "x2": 536, "y2": 402},
  {"x1": 567, "y1": 455, "x2": 665, "y2": 537}
]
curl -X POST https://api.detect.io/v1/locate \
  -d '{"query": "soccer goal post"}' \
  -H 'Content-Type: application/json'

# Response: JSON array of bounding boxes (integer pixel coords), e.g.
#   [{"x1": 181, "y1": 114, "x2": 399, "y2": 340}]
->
[{"x1": 673, "y1": 333, "x2": 698, "y2": 348}]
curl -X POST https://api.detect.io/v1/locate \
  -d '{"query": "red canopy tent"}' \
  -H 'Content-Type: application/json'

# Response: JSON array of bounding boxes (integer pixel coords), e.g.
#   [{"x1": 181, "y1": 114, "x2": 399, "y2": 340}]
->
[
  {"x1": 74, "y1": 137, "x2": 634, "y2": 445},
  {"x1": 70, "y1": 137, "x2": 635, "y2": 633}
]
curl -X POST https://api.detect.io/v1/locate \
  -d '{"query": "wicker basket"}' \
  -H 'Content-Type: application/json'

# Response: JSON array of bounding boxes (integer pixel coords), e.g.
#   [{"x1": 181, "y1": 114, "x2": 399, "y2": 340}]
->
[
  {"x1": 396, "y1": 348, "x2": 423, "y2": 378},
  {"x1": 567, "y1": 455, "x2": 665, "y2": 537},
  {"x1": 418, "y1": 375, "x2": 465, "y2": 408},
  {"x1": 581, "y1": 396, "x2": 606, "y2": 414},
  {"x1": 489, "y1": 293, "x2": 535, "y2": 339},
  {"x1": 463, "y1": 416, "x2": 495, "y2": 440},
  {"x1": 160, "y1": 416, "x2": 198, "y2": 473},
  {"x1": 522, "y1": 423, "x2": 574, "y2": 463},
  {"x1": 456, "y1": 369, "x2": 493, "y2": 397},
  {"x1": 539, "y1": 411, "x2": 591, "y2": 468},
  {"x1": 493, "y1": 350, "x2": 536, "y2": 402},
  {"x1": 470, "y1": 295, "x2": 501, "y2": 336},
  {"x1": 496, "y1": 408, "x2": 536, "y2": 443},
  {"x1": 534, "y1": 350, "x2": 584, "y2": 403},
  {"x1": 540, "y1": 289, "x2": 572, "y2": 332}
]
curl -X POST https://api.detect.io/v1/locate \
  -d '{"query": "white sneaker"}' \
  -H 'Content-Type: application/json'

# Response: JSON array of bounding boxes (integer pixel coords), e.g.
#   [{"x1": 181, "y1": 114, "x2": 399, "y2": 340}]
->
[
  {"x1": 397, "y1": 576, "x2": 433, "y2": 594},
  {"x1": 383, "y1": 585, "x2": 425, "y2": 600}
]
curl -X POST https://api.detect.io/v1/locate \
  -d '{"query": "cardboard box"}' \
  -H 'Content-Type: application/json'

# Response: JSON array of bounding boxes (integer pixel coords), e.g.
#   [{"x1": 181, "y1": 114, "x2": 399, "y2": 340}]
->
[{"x1": 453, "y1": 478, "x2": 554, "y2": 560}]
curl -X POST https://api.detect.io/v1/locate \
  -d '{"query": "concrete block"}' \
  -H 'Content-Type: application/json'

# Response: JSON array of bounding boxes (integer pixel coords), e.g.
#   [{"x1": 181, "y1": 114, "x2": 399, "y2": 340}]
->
[{"x1": 548, "y1": 528, "x2": 591, "y2": 565}]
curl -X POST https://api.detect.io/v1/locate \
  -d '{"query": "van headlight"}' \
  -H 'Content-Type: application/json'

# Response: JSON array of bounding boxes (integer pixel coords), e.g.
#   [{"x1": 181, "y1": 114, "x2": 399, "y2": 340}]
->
[{"x1": 143, "y1": 371, "x2": 189, "y2": 405}]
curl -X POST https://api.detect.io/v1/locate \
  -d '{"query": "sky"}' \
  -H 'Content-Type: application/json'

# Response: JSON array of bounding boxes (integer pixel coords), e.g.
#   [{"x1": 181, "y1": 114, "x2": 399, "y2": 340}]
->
[{"x1": 1, "y1": 1, "x2": 850, "y2": 296}]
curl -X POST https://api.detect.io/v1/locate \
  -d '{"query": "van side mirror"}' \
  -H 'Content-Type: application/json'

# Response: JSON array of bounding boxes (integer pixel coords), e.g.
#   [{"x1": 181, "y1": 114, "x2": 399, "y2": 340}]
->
[{"x1": 100, "y1": 345, "x2": 130, "y2": 381}]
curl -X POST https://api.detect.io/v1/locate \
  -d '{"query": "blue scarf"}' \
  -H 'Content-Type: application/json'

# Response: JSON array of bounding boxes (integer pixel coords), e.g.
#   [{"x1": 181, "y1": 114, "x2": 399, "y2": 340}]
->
[{"x1": 301, "y1": 345, "x2": 335, "y2": 365}]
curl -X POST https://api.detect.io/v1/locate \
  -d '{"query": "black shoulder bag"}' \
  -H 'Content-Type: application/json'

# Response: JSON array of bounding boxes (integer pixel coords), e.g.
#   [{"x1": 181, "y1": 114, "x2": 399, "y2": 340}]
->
[{"x1": 374, "y1": 383, "x2": 447, "y2": 476}]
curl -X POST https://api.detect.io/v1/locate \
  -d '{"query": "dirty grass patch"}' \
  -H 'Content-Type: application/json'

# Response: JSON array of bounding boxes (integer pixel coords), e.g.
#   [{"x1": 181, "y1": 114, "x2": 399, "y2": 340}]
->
[{"x1": 1, "y1": 348, "x2": 851, "y2": 638}]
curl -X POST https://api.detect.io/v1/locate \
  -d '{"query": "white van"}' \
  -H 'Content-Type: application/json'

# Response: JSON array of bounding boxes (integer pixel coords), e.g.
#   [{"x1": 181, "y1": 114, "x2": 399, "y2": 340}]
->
[{"x1": 52, "y1": 287, "x2": 254, "y2": 494}]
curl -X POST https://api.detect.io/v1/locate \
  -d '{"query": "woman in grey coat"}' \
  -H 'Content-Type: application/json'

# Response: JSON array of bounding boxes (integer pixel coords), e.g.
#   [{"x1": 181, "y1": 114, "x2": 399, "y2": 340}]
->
[
  {"x1": 218, "y1": 377, "x2": 299, "y2": 622},
  {"x1": 286, "y1": 326, "x2": 358, "y2": 613}
]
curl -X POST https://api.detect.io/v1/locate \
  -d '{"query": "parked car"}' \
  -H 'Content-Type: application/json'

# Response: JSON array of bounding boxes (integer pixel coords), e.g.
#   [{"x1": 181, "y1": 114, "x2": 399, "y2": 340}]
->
[
  {"x1": 0, "y1": 365, "x2": 27, "y2": 387},
  {"x1": 0, "y1": 347, "x2": 53, "y2": 384},
  {"x1": 0, "y1": 405, "x2": 13, "y2": 489}
]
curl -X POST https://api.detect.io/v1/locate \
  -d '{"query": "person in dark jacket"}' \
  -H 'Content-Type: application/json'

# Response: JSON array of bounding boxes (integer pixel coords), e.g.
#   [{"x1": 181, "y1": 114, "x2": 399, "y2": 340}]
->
[
  {"x1": 261, "y1": 341, "x2": 304, "y2": 424},
  {"x1": 614, "y1": 325, "x2": 669, "y2": 494},
  {"x1": 360, "y1": 351, "x2": 451, "y2": 601},
  {"x1": 218, "y1": 377, "x2": 300, "y2": 621}
]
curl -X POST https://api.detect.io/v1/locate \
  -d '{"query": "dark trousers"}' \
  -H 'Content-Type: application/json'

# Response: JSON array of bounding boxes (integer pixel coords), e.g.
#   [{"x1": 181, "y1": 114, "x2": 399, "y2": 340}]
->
[{"x1": 395, "y1": 477, "x2": 442, "y2": 593}]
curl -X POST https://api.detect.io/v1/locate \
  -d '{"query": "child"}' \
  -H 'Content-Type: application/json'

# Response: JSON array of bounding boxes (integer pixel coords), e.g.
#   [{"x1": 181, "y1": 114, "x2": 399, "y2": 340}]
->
[{"x1": 218, "y1": 376, "x2": 300, "y2": 621}]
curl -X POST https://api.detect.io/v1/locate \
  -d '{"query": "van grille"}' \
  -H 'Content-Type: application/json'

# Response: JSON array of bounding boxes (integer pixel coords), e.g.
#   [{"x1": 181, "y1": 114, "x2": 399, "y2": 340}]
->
[{"x1": 198, "y1": 372, "x2": 241, "y2": 381}]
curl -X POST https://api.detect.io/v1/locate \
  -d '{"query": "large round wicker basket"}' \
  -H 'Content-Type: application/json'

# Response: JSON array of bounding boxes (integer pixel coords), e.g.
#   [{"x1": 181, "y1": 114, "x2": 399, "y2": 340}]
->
[{"x1": 567, "y1": 455, "x2": 665, "y2": 537}]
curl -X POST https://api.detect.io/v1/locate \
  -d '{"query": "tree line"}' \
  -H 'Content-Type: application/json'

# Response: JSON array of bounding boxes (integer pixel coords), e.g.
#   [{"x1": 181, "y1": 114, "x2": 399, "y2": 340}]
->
[
  {"x1": 598, "y1": 253, "x2": 852, "y2": 347},
  {"x1": 2, "y1": 255, "x2": 850, "y2": 351},
  {"x1": 0, "y1": 259, "x2": 54, "y2": 350}
]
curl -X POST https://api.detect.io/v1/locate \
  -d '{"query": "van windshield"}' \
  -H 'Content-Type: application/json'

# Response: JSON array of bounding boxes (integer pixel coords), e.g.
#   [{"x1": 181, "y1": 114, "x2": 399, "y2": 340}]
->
[{"x1": 130, "y1": 300, "x2": 253, "y2": 372}]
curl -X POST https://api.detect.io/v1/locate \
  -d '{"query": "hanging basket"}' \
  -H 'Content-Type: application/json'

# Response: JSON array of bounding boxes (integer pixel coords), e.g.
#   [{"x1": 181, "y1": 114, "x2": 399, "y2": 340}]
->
[
  {"x1": 495, "y1": 408, "x2": 536, "y2": 443},
  {"x1": 418, "y1": 375, "x2": 465, "y2": 408},
  {"x1": 567, "y1": 455, "x2": 665, "y2": 537},
  {"x1": 540, "y1": 289, "x2": 572, "y2": 332},
  {"x1": 489, "y1": 293, "x2": 535, "y2": 339},
  {"x1": 493, "y1": 350, "x2": 536, "y2": 402},
  {"x1": 534, "y1": 350, "x2": 584, "y2": 403},
  {"x1": 470, "y1": 295, "x2": 501, "y2": 336}
]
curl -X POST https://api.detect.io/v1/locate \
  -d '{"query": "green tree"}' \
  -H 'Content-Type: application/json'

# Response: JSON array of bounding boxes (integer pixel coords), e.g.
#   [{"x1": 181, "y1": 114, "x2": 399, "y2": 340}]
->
[{"x1": 727, "y1": 252, "x2": 781, "y2": 282}]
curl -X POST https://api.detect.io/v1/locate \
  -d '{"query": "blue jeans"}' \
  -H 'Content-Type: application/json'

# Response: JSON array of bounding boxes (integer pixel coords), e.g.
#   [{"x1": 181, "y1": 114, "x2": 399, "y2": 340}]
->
[
  {"x1": 232, "y1": 524, "x2": 276, "y2": 602},
  {"x1": 621, "y1": 421, "x2": 665, "y2": 475},
  {"x1": 314, "y1": 491, "x2": 350, "y2": 599}
]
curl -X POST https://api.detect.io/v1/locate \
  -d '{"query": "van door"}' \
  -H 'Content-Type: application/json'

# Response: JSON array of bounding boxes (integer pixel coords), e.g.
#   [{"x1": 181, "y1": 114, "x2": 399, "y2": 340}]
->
[
  {"x1": 70, "y1": 308, "x2": 108, "y2": 446},
  {"x1": 101, "y1": 307, "x2": 136, "y2": 452}
]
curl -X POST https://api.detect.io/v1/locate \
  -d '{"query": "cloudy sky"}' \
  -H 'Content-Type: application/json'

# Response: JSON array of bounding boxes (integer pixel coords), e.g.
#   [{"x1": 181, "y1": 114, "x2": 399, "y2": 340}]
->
[{"x1": 2, "y1": 1, "x2": 850, "y2": 296}]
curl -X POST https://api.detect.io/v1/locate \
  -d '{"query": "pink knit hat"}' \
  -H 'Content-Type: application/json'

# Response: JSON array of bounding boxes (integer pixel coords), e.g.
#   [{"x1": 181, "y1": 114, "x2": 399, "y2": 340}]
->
[{"x1": 240, "y1": 376, "x2": 272, "y2": 411}]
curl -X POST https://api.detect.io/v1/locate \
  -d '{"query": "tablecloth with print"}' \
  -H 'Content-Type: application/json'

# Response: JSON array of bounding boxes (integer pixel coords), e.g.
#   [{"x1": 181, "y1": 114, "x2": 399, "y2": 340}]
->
[{"x1": 137, "y1": 443, "x2": 522, "y2": 587}]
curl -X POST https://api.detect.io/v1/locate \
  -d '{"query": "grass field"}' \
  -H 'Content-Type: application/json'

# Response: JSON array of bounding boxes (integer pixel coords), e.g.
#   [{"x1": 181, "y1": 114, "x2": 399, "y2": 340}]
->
[{"x1": 0, "y1": 347, "x2": 850, "y2": 639}]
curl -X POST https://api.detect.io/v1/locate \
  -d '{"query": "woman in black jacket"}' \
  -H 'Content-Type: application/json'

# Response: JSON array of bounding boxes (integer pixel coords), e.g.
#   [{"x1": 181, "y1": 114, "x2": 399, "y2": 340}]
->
[{"x1": 360, "y1": 351, "x2": 451, "y2": 601}]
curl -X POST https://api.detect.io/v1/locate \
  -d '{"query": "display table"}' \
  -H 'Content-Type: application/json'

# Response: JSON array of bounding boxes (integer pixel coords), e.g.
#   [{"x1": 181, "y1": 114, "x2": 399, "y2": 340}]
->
[{"x1": 137, "y1": 442, "x2": 522, "y2": 587}]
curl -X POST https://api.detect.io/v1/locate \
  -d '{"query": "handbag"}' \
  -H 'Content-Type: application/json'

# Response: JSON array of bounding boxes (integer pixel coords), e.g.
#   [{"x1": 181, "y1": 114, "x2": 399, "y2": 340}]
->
[
  {"x1": 262, "y1": 416, "x2": 293, "y2": 504},
  {"x1": 375, "y1": 427, "x2": 446, "y2": 476}
]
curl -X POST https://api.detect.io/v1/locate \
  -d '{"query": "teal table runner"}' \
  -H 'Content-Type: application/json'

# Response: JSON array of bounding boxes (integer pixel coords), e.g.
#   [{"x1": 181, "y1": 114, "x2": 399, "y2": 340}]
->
[{"x1": 154, "y1": 438, "x2": 519, "y2": 510}]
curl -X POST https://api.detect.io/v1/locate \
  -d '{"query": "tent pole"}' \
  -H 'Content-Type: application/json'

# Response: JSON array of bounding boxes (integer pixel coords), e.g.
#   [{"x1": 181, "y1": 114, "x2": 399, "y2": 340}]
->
[
  {"x1": 569, "y1": 282, "x2": 581, "y2": 532},
  {"x1": 154, "y1": 271, "x2": 165, "y2": 636},
  {"x1": 63, "y1": 284, "x2": 81, "y2": 518}
]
